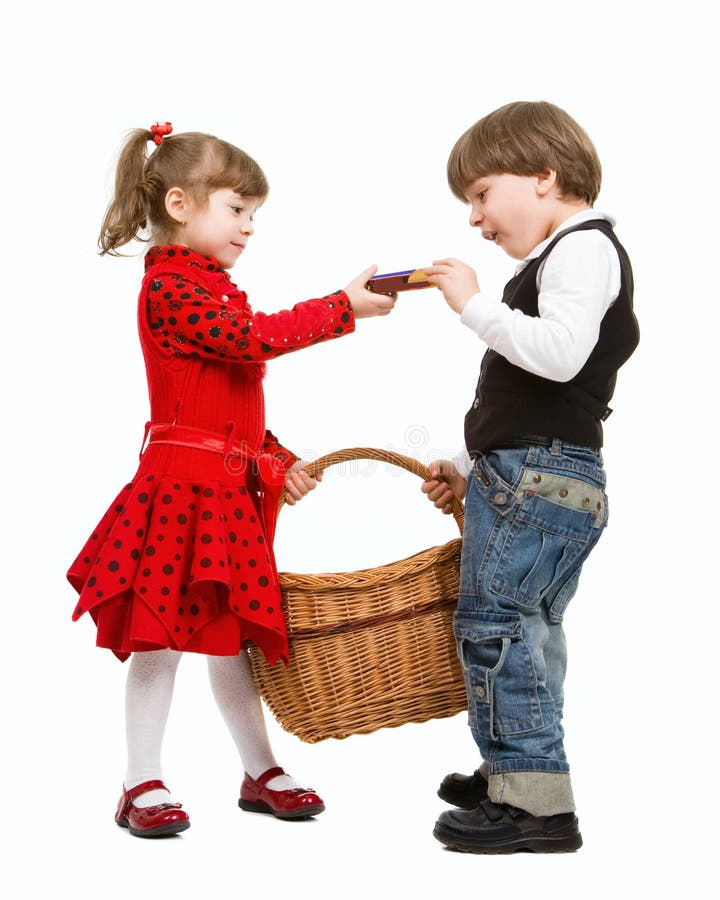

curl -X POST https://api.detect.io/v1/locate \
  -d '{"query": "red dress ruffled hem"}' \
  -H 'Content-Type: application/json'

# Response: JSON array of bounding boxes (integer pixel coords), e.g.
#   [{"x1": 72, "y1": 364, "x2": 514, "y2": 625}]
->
[{"x1": 67, "y1": 473, "x2": 288, "y2": 665}]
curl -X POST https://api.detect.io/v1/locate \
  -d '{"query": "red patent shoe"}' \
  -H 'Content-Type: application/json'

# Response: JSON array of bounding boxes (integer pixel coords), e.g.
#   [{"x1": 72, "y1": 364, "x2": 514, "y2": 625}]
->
[
  {"x1": 115, "y1": 779, "x2": 190, "y2": 837},
  {"x1": 238, "y1": 767, "x2": 325, "y2": 819}
]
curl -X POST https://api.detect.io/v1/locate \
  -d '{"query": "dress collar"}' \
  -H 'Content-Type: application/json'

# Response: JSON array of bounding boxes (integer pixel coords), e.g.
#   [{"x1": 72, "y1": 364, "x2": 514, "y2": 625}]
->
[
  {"x1": 144, "y1": 244, "x2": 229, "y2": 278},
  {"x1": 144, "y1": 244, "x2": 250, "y2": 309}
]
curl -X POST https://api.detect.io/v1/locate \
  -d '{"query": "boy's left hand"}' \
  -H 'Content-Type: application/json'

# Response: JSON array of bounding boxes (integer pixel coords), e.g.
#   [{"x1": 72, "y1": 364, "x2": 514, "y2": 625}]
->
[
  {"x1": 424, "y1": 258, "x2": 480, "y2": 314},
  {"x1": 283, "y1": 461, "x2": 323, "y2": 505}
]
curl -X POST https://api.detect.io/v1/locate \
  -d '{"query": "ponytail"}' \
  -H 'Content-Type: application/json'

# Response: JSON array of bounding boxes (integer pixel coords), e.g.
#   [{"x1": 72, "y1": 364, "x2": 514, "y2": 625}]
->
[{"x1": 99, "y1": 129, "x2": 164, "y2": 255}]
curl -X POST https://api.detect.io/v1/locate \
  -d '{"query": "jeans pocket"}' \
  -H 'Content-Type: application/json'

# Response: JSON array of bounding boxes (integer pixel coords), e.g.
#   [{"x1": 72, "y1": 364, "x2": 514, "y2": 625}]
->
[
  {"x1": 454, "y1": 611, "x2": 544, "y2": 739},
  {"x1": 488, "y1": 469, "x2": 606, "y2": 612}
]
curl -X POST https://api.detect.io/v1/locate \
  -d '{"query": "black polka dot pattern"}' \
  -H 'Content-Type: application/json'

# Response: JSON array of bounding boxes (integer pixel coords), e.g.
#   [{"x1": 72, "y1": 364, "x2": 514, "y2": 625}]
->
[
  {"x1": 143, "y1": 245, "x2": 354, "y2": 365},
  {"x1": 67, "y1": 474, "x2": 285, "y2": 664}
]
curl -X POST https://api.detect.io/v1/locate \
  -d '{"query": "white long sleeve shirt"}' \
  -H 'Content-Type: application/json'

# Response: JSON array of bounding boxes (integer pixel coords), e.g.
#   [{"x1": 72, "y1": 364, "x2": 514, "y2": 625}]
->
[{"x1": 453, "y1": 209, "x2": 621, "y2": 477}]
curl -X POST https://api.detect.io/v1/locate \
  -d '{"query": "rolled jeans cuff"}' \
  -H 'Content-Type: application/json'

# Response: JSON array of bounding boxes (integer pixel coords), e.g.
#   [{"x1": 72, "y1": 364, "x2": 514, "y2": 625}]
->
[{"x1": 488, "y1": 771, "x2": 575, "y2": 816}]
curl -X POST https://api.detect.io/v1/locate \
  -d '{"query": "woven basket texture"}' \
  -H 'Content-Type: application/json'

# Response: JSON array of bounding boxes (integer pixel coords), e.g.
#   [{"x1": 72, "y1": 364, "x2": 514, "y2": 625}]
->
[{"x1": 249, "y1": 448, "x2": 467, "y2": 742}]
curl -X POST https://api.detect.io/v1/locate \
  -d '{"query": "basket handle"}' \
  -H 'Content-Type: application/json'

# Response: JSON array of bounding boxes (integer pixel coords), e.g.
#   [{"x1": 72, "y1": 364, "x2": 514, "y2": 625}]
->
[{"x1": 279, "y1": 447, "x2": 464, "y2": 534}]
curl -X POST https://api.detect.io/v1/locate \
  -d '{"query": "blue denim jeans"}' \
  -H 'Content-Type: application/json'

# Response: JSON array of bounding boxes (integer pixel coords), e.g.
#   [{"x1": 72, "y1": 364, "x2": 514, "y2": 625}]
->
[{"x1": 455, "y1": 438, "x2": 608, "y2": 815}]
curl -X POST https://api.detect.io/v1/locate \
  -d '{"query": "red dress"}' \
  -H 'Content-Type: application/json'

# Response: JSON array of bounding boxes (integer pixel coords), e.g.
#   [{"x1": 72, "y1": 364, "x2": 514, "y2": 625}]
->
[{"x1": 67, "y1": 245, "x2": 355, "y2": 665}]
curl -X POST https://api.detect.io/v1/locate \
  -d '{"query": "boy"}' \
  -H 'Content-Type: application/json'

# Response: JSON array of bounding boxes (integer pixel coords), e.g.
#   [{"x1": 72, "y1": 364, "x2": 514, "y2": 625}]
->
[{"x1": 422, "y1": 101, "x2": 639, "y2": 853}]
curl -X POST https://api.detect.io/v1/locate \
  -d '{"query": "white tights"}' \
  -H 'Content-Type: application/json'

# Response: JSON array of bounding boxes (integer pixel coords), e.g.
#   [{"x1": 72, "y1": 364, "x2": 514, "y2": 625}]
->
[{"x1": 125, "y1": 649, "x2": 297, "y2": 806}]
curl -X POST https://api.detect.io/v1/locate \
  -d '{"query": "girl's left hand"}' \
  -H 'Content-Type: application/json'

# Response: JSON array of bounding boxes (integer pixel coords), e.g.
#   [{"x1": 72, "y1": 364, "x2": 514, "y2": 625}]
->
[
  {"x1": 424, "y1": 258, "x2": 480, "y2": 314},
  {"x1": 283, "y1": 462, "x2": 323, "y2": 505},
  {"x1": 344, "y1": 265, "x2": 397, "y2": 318}
]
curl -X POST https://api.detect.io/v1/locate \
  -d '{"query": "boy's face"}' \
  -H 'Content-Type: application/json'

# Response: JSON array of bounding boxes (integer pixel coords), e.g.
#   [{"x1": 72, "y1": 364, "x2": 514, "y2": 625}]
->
[{"x1": 464, "y1": 173, "x2": 558, "y2": 260}]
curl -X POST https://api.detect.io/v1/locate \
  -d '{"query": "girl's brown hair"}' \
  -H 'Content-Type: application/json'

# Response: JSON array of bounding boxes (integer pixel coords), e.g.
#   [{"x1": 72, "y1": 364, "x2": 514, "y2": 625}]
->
[
  {"x1": 447, "y1": 101, "x2": 602, "y2": 205},
  {"x1": 99, "y1": 129, "x2": 269, "y2": 255}
]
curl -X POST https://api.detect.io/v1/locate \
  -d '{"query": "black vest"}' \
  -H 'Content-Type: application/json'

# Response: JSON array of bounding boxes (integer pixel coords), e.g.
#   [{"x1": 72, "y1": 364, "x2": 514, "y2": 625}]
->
[{"x1": 464, "y1": 219, "x2": 639, "y2": 453}]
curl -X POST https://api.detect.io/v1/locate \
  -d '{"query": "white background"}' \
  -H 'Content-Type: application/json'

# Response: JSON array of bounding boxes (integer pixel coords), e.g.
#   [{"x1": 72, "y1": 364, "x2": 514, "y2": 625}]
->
[{"x1": 2, "y1": 0, "x2": 717, "y2": 896}]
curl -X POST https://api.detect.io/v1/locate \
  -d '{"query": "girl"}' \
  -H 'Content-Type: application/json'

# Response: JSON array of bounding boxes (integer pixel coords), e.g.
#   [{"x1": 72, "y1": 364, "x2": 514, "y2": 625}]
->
[{"x1": 67, "y1": 123, "x2": 395, "y2": 838}]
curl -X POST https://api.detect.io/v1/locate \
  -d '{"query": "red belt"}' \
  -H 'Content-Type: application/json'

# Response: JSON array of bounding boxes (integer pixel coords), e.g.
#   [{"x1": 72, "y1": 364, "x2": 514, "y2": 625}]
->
[{"x1": 140, "y1": 421, "x2": 286, "y2": 550}]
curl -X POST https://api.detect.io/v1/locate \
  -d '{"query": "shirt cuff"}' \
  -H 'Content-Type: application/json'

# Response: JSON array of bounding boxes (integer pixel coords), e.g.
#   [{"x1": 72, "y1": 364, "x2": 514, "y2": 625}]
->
[{"x1": 452, "y1": 447, "x2": 473, "y2": 478}]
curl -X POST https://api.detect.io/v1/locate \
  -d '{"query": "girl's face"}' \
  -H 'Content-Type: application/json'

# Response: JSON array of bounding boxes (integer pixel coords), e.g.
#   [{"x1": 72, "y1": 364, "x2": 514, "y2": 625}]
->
[{"x1": 179, "y1": 188, "x2": 259, "y2": 269}]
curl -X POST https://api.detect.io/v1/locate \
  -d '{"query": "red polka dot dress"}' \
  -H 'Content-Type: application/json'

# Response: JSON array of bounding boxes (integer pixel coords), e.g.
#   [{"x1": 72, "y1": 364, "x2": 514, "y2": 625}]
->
[{"x1": 67, "y1": 245, "x2": 355, "y2": 665}]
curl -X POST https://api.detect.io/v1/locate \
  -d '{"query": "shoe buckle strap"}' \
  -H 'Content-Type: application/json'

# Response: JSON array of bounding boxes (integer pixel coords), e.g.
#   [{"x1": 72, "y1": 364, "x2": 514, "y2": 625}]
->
[
  {"x1": 125, "y1": 779, "x2": 169, "y2": 802},
  {"x1": 254, "y1": 767, "x2": 286, "y2": 787}
]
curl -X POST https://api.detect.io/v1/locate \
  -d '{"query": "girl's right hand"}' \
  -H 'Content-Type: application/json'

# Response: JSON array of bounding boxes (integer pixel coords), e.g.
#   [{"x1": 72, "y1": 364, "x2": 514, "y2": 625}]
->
[
  {"x1": 421, "y1": 459, "x2": 467, "y2": 515},
  {"x1": 283, "y1": 462, "x2": 323, "y2": 506},
  {"x1": 344, "y1": 265, "x2": 397, "y2": 318}
]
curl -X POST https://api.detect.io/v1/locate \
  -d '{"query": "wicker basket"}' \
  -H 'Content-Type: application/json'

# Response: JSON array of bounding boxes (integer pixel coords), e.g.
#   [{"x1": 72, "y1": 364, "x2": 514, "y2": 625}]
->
[{"x1": 248, "y1": 448, "x2": 467, "y2": 742}]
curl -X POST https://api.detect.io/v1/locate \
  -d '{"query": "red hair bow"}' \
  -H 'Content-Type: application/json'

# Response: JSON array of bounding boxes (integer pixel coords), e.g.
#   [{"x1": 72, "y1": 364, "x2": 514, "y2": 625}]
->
[{"x1": 150, "y1": 122, "x2": 173, "y2": 145}]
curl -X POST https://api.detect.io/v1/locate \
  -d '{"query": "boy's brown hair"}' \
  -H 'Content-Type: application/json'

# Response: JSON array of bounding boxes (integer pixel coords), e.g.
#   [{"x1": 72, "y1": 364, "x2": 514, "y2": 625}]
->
[
  {"x1": 99, "y1": 129, "x2": 269, "y2": 256},
  {"x1": 447, "y1": 101, "x2": 602, "y2": 205}
]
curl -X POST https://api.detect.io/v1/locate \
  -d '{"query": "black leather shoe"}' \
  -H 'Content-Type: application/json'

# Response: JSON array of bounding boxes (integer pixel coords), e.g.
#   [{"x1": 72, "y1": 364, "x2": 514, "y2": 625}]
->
[
  {"x1": 437, "y1": 768, "x2": 489, "y2": 809},
  {"x1": 433, "y1": 799, "x2": 582, "y2": 854}
]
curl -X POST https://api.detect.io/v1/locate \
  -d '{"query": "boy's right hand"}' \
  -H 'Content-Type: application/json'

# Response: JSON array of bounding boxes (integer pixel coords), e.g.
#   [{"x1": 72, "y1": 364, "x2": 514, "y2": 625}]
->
[
  {"x1": 344, "y1": 265, "x2": 397, "y2": 318},
  {"x1": 424, "y1": 258, "x2": 480, "y2": 315},
  {"x1": 421, "y1": 459, "x2": 467, "y2": 515}
]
